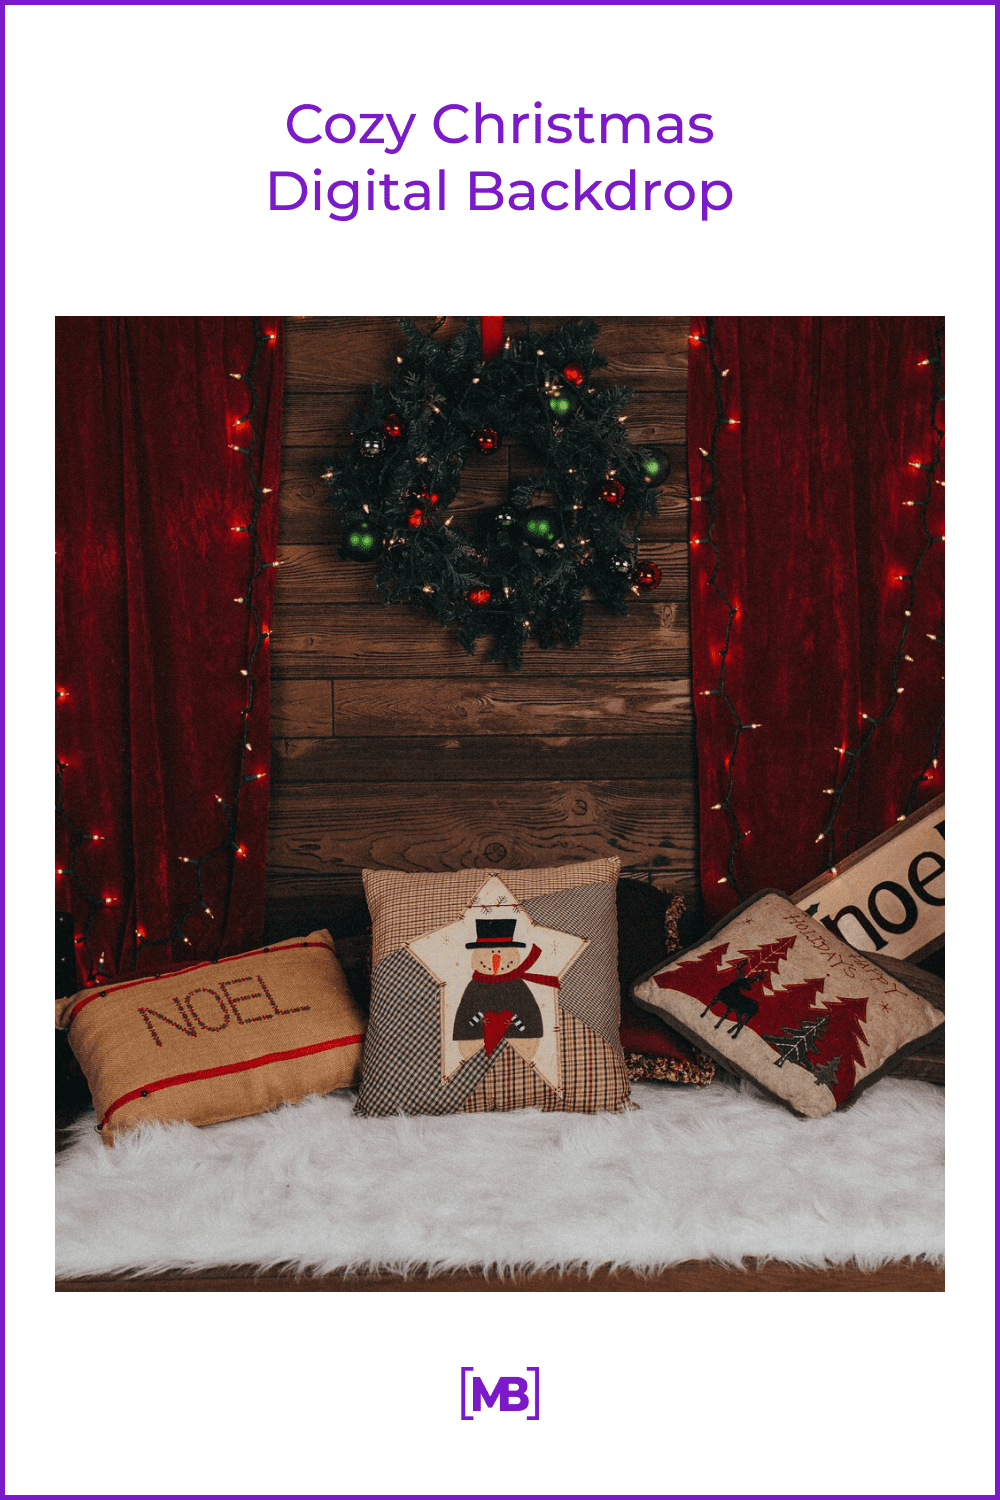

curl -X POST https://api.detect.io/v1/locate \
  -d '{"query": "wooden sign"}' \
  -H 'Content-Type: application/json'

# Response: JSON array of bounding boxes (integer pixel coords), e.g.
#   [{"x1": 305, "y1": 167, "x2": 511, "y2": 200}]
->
[{"x1": 793, "y1": 794, "x2": 944, "y2": 962}]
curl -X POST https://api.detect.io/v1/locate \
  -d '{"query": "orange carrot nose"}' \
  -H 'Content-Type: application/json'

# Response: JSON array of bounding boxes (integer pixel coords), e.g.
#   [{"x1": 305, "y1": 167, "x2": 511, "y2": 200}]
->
[{"x1": 492, "y1": 952, "x2": 501, "y2": 974}]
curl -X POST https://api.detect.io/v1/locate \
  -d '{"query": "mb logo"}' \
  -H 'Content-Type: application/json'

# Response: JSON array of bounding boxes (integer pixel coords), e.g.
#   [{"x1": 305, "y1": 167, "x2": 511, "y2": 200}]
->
[{"x1": 460, "y1": 1366, "x2": 540, "y2": 1421}]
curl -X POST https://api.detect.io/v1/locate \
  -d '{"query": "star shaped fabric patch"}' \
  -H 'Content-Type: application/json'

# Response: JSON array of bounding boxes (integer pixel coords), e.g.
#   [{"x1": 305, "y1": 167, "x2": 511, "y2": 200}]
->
[{"x1": 408, "y1": 875, "x2": 589, "y2": 1090}]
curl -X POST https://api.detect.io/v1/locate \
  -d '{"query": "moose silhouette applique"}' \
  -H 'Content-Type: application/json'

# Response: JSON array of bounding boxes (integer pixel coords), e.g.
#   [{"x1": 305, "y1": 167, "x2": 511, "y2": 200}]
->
[{"x1": 700, "y1": 962, "x2": 765, "y2": 1038}]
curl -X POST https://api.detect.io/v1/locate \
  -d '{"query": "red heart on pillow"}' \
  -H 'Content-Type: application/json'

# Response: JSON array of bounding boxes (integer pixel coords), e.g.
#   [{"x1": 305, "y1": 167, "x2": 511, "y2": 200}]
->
[{"x1": 483, "y1": 1010, "x2": 513, "y2": 1056}]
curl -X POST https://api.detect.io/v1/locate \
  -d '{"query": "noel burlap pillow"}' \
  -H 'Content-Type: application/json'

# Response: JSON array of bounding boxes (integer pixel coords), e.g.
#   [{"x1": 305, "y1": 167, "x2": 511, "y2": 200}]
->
[
  {"x1": 56, "y1": 931, "x2": 366, "y2": 1145},
  {"x1": 631, "y1": 891, "x2": 944, "y2": 1118},
  {"x1": 356, "y1": 857, "x2": 631, "y2": 1116}
]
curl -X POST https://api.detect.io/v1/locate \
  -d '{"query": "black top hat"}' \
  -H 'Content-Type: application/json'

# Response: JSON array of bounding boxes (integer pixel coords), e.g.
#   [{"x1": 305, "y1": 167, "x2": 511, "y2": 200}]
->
[{"x1": 466, "y1": 918, "x2": 526, "y2": 949}]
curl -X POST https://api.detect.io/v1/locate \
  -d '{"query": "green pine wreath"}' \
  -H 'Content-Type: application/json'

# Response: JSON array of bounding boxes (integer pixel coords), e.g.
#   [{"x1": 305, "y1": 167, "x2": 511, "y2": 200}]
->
[{"x1": 323, "y1": 318, "x2": 670, "y2": 670}]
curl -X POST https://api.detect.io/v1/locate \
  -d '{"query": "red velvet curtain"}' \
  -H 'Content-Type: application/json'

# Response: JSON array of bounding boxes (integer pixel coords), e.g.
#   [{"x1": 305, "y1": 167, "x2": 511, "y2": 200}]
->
[
  {"x1": 56, "y1": 318, "x2": 284, "y2": 985},
  {"x1": 687, "y1": 317, "x2": 944, "y2": 923}
]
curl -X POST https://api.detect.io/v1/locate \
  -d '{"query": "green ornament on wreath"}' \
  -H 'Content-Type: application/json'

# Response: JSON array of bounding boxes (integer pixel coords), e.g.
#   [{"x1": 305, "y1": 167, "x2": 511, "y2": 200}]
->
[{"x1": 322, "y1": 318, "x2": 670, "y2": 670}]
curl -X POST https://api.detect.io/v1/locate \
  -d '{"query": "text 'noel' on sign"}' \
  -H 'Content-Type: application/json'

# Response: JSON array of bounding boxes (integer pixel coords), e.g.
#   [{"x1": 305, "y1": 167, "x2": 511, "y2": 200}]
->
[{"x1": 792, "y1": 794, "x2": 944, "y2": 963}]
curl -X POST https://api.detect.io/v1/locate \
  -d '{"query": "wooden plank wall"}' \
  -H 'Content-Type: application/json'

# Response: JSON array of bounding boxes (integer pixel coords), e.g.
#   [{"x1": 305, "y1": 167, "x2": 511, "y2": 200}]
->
[{"x1": 264, "y1": 316, "x2": 698, "y2": 941}]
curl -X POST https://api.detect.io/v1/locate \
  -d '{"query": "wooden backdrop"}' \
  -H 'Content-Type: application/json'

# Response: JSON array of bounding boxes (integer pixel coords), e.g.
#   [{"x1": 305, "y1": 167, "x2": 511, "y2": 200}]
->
[{"x1": 264, "y1": 316, "x2": 697, "y2": 940}]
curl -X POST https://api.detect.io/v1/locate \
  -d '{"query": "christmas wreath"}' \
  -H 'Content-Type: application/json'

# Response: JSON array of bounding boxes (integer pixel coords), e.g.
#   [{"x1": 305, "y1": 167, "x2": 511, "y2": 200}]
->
[{"x1": 323, "y1": 318, "x2": 669, "y2": 670}]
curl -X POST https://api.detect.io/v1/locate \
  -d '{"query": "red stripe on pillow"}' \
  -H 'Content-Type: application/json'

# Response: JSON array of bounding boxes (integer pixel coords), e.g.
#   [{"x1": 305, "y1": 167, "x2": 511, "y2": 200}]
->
[
  {"x1": 98, "y1": 1033, "x2": 365, "y2": 1129},
  {"x1": 69, "y1": 942, "x2": 336, "y2": 1022}
]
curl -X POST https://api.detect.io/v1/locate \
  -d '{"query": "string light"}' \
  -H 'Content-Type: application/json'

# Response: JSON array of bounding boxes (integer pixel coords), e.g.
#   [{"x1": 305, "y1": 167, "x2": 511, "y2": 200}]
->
[
  {"x1": 814, "y1": 321, "x2": 945, "y2": 862},
  {"x1": 695, "y1": 317, "x2": 943, "y2": 894},
  {"x1": 690, "y1": 317, "x2": 758, "y2": 899},
  {"x1": 56, "y1": 318, "x2": 279, "y2": 984}
]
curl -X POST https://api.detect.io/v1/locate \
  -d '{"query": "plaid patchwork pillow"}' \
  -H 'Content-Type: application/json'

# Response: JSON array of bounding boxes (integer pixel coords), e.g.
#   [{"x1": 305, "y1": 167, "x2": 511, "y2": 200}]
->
[{"x1": 356, "y1": 858, "x2": 631, "y2": 1116}]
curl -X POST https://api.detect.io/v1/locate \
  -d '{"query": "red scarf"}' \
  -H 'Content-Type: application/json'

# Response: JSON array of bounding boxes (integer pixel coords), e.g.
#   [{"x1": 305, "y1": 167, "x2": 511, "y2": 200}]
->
[{"x1": 472, "y1": 942, "x2": 560, "y2": 989}]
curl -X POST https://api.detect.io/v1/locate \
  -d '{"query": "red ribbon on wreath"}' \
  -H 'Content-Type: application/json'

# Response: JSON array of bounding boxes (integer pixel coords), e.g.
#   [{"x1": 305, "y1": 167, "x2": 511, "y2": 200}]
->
[{"x1": 481, "y1": 317, "x2": 504, "y2": 362}]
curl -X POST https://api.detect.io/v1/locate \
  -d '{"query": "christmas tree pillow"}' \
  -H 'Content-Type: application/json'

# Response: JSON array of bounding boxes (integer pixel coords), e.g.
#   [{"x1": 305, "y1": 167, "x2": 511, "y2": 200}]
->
[
  {"x1": 356, "y1": 857, "x2": 631, "y2": 1116},
  {"x1": 631, "y1": 891, "x2": 944, "y2": 1118}
]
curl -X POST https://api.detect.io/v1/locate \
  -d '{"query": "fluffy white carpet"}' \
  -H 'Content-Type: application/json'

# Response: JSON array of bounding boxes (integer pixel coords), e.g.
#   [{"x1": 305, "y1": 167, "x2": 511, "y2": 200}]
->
[{"x1": 55, "y1": 1078, "x2": 944, "y2": 1277}]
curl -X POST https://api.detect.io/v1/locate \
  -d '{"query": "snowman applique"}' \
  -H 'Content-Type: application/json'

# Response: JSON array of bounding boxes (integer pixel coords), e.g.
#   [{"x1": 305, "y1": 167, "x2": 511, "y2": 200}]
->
[
  {"x1": 452, "y1": 918, "x2": 554, "y2": 1063},
  {"x1": 407, "y1": 875, "x2": 589, "y2": 1090}
]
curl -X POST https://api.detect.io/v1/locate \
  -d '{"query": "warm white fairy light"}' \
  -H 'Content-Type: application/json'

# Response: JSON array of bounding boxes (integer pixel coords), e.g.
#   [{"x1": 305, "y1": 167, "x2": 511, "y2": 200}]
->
[{"x1": 59, "y1": 321, "x2": 280, "y2": 983}]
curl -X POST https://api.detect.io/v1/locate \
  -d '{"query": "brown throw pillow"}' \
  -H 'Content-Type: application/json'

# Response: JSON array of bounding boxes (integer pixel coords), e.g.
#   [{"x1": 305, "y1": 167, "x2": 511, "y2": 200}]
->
[
  {"x1": 356, "y1": 857, "x2": 630, "y2": 1116},
  {"x1": 631, "y1": 891, "x2": 944, "y2": 1118},
  {"x1": 55, "y1": 931, "x2": 366, "y2": 1145},
  {"x1": 617, "y1": 884, "x2": 714, "y2": 1084}
]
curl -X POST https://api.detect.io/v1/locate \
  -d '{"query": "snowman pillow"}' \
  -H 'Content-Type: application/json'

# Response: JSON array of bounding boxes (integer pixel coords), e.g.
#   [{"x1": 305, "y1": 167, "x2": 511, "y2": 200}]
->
[{"x1": 355, "y1": 857, "x2": 631, "y2": 1116}]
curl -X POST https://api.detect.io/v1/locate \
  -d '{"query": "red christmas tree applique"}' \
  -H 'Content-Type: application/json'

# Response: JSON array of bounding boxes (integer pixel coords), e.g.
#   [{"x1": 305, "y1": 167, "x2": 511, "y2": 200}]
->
[
  {"x1": 482, "y1": 1010, "x2": 514, "y2": 1057},
  {"x1": 656, "y1": 937, "x2": 871, "y2": 1102},
  {"x1": 655, "y1": 938, "x2": 797, "y2": 1036},
  {"x1": 654, "y1": 942, "x2": 731, "y2": 994},
  {"x1": 821, "y1": 994, "x2": 869, "y2": 1100},
  {"x1": 738, "y1": 936, "x2": 797, "y2": 981}
]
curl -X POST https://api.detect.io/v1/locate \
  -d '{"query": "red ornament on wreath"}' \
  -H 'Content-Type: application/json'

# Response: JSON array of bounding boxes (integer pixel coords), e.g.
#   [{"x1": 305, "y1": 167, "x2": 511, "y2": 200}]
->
[
  {"x1": 414, "y1": 490, "x2": 440, "y2": 507},
  {"x1": 382, "y1": 412, "x2": 404, "y2": 439},
  {"x1": 600, "y1": 479, "x2": 625, "y2": 506},
  {"x1": 407, "y1": 507, "x2": 429, "y2": 529},
  {"x1": 468, "y1": 587, "x2": 492, "y2": 606},
  {"x1": 636, "y1": 562, "x2": 662, "y2": 592},
  {"x1": 562, "y1": 365, "x2": 585, "y2": 386},
  {"x1": 473, "y1": 427, "x2": 500, "y2": 453}
]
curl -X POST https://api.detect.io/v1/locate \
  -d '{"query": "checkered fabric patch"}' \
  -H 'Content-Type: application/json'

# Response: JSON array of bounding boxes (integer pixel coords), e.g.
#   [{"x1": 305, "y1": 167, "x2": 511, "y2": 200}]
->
[
  {"x1": 522, "y1": 884, "x2": 621, "y2": 1050},
  {"x1": 461, "y1": 1007, "x2": 632, "y2": 1114},
  {"x1": 365, "y1": 858, "x2": 620, "y2": 969},
  {"x1": 354, "y1": 948, "x2": 494, "y2": 1117}
]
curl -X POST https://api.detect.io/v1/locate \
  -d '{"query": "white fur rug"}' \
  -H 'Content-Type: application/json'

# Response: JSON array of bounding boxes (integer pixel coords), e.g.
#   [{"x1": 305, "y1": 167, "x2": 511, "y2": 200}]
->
[{"x1": 55, "y1": 1078, "x2": 944, "y2": 1278}]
